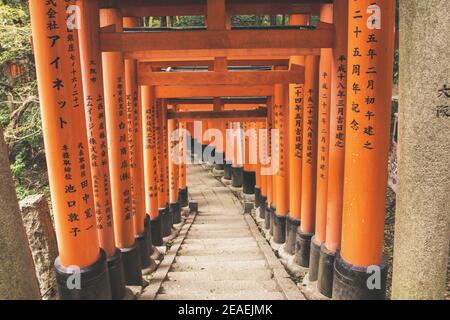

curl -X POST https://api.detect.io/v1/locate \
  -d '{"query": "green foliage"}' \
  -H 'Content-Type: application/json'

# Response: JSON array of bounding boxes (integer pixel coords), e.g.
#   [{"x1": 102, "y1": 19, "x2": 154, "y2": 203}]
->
[
  {"x1": 173, "y1": 16, "x2": 205, "y2": 27},
  {"x1": 0, "y1": 0, "x2": 47, "y2": 200}
]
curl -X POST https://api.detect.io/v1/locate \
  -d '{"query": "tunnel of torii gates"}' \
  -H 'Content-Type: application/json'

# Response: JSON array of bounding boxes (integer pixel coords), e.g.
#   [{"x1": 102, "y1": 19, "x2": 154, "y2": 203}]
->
[{"x1": 25, "y1": 0, "x2": 403, "y2": 300}]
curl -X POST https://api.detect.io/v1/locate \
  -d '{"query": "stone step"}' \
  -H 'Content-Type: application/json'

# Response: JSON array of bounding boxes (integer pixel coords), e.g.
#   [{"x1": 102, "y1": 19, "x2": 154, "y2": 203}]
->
[
  {"x1": 187, "y1": 229, "x2": 251, "y2": 236},
  {"x1": 186, "y1": 233, "x2": 253, "y2": 240},
  {"x1": 193, "y1": 219, "x2": 246, "y2": 225},
  {"x1": 170, "y1": 260, "x2": 267, "y2": 272},
  {"x1": 189, "y1": 227, "x2": 249, "y2": 233},
  {"x1": 174, "y1": 253, "x2": 263, "y2": 263},
  {"x1": 166, "y1": 270, "x2": 274, "y2": 281},
  {"x1": 156, "y1": 292, "x2": 285, "y2": 300},
  {"x1": 160, "y1": 280, "x2": 279, "y2": 294},
  {"x1": 179, "y1": 246, "x2": 259, "y2": 256},
  {"x1": 195, "y1": 212, "x2": 242, "y2": 217},
  {"x1": 183, "y1": 237, "x2": 255, "y2": 245}
]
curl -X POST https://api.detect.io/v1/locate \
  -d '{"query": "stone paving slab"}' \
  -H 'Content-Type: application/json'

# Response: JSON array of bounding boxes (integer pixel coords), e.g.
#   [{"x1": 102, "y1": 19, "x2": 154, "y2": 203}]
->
[{"x1": 151, "y1": 164, "x2": 303, "y2": 300}]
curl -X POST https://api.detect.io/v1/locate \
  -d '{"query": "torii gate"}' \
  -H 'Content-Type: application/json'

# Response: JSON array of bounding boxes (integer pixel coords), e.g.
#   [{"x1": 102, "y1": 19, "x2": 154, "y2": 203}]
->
[{"x1": 26, "y1": 0, "x2": 399, "y2": 301}]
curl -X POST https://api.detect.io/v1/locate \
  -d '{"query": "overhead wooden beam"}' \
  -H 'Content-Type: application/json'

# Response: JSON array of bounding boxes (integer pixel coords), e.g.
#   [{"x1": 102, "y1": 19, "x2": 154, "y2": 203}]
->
[
  {"x1": 140, "y1": 58, "x2": 290, "y2": 68},
  {"x1": 167, "y1": 108, "x2": 267, "y2": 122},
  {"x1": 167, "y1": 97, "x2": 268, "y2": 105},
  {"x1": 126, "y1": 48, "x2": 319, "y2": 59},
  {"x1": 139, "y1": 70, "x2": 304, "y2": 86},
  {"x1": 99, "y1": 0, "x2": 329, "y2": 16},
  {"x1": 155, "y1": 85, "x2": 273, "y2": 98},
  {"x1": 177, "y1": 104, "x2": 264, "y2": 111},
  {"x1": 100, "y1": 29, "x2": 334, "y2": 53}
]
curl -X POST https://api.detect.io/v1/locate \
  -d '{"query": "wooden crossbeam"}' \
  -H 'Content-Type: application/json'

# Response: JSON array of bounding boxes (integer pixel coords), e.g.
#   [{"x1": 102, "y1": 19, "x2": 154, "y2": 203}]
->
[
  {"x1": 126, "y1": 48, "x2": 320, "y2": 60},
  {"x1": 167, "y1": 97, "x2": 268, "y2": 105},
  {"x1": 167, "y1": 108, "x2": 267, "y2": 122},
  {"x1": 155, "y1": 85, "x2": 273, "y2": 98},
  {"x1": 139, "y1": 70, "x2": 304, "y2": 86},
  {"x1": 100, "y1": 29, "x2": 334, "y2": 53},
  {"x1": 177, "y1": 104, "x2": 263, "y2": 111},
  {"x1": 141, "y1": 58, "x2": 289, "y2": 68},
  {"x1": 99, "y1": 0, "x2": 330, "y2": 16}
]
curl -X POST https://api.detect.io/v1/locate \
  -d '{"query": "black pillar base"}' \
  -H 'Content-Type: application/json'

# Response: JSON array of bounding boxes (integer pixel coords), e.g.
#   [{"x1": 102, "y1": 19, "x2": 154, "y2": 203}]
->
[
  {"x1": 294, "y1": 229, "x2": 313, "y2": 268},
  {"x1": 308, "y1": 236, "x2": 322, "y2": 282},
  {"x1": 55, "y1": 249, "x2": 112, "y2": 300},
  {"x1": 272, "y1": 214, "x2": 286, "y2": 244},
  {"x1": 242, "y1": 170, "x2": 256, "y2": 194},
  {"x1": 190, "y1": 138, "x2": 196, "y2": 157},
  {"x1": 332, "y1": 252, "x2": 387, "y2": 300},
  {"x1": 214, "y1": 151, "x2": 224, "y2": 169},
  {"x1": 144, "y1": 215, "x2": 153, "y2": 253},
  {"x1": 120, "y1": 242, "x2": 143, "y2": 286},
  {"x1": 179, "y1": 187, "x2": 189, "y2": 207},
  {"x1": 107, "y1": 248, "x2": 126, "y2": 300},
  {"x1": 254, "y1": 187, "x2": 261, "y2": 208},
  {"x1": 135, "y1": 231, "x2": 151, "y2": 269},
  {"x1": 264, "y1": 205, "x2": 271, "y2": 230},
  {"x1": 259, "y1": 196, "x2": 267, "y2": 219},
  {"x1": 201, "y1": 144, "x2": 207, "y2": 162},
  {"x1": 209, "y1": 147, "x2": 216, "y2": 164},
  {"x1": 223, "y1": 163, "x2": 232, "y2": 180},
  {"x1": 317, "y1": 245, "x2": 335, "y2": 298},
  {"x1": 269, "y1": 206, "x2": 276, "y2": 236},
  {"x1": 285, "y1": 216, "x2": 300, "y2": 255},
  {"x1": 150, "y1": 215, "x2": 163, "y2": 246},
  {"x1": 170, "y1": 202, "x2": 182, "y2": 224},
  {"x1": 161, "y1": 206, "x2": 172, "y2": 237},
  {"x1": 231, "y1": 166, "x2": 243, "y2": 187}
]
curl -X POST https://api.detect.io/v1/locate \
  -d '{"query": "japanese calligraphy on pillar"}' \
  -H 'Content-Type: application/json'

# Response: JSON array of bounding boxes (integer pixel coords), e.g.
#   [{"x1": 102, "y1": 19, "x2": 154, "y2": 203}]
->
[
  {"x1": 348, "y1": 1, "x2": 384, "y2": 151},
  {"x1": 318, "y1": 67, "x2": 331, "y2": 179},
  {"x1": 30, "y1": 0, "x2": 99, "y2": 267},
  {"x1": 293, "y1": 85, "x2": 304, "y2": 158},
  {"x1": 334, "y1": 55, "x2": 347, "y2": 148},
  {"x1": 78, "y1": 0, "x2": 114, "y2": 244},
  {"x1": 116, "y1": 76, "x2": 133, "y2": 222},
  {"x1": 142, "y1": 87, "x2": 159, "y2": 218}
]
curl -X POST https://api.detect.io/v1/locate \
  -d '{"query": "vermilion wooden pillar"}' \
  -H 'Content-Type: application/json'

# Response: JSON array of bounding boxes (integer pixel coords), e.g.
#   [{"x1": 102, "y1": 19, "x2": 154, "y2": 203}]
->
[
  {"x1": 265, "y1": 99, "x2": 274, "y2": 231},
  {"x1": 168, "y1": 117, "x2": 182, "y2": 224},
  {"x1": 214, "y1": 120, "x2": 226, "y2": 171},
  {"x1": 100, "y1": 8, "x2": 142, "y2": 286},
  {"x1": 164, "y1": 104, "x2": 171, "y2": 230},
  {"x1": 78, "y1": 0, "x2": 126, "y2": 299},
  {"x1": 231, "y1": 122, "x2": 244, "y2": 188},
  {"x1": 286, "y1": 14, "x2": 309, "y2": 255},
  {"x1": 223, "y1": 121, "x2": 233, "y2": 181},
  {"x1": 318, "y1": 0, "x2": 348, "y2": 298},
  {"x1": 152, "y1": 99, "x2": 165, "y2": 245},
  {"x1": 178, "y1": 121, "x2": 189, "y2": 207},
  {"x1": 141, "y1": 86, "x2": 162, "y2": 251},
  {"x1": 270, "y1": 96, "x2": 277, "y2": 236},
  {"x1": 123, "y1": 16, "x2": 152, "y2": 271},
  {"x1": 258, "y1": 121, "x2": 268, "y2": 219},
  {"x1": 206, "y1": 120, "x2": 216, "y2": 165},
  {"x1": 30, "y1": 0, "x2": 110, "y2": 299},
  {"x1": 254, "y1": 122, "x2": 262, "y2": 208},
  {"x1": 159, "y1": 100, "x2": 171, "y2": 237},
  {"x1": 201, "y1": 120, "x2": 209, "y2": 163},
  {"x1": 273, "y1": 69, "x2": 290, "y2": 244},
  {"x1": 333, "y1": 0, "x2": 395, "y2": 300},
  {"x1": 309, "y1": 4, "x2": 333, "y2": 283},
  {"x1": 295, "y1": 55, "x2": 320, "y2": 267},
  {"x1": 243, "y1": 121, "x2": 256, "y2": 196}
]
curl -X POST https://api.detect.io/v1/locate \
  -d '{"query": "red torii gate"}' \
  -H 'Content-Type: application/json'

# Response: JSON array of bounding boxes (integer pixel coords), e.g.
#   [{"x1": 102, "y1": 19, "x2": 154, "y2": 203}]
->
[{"x1": 28, "y1": 0, "x2": 395, "y2": 300}]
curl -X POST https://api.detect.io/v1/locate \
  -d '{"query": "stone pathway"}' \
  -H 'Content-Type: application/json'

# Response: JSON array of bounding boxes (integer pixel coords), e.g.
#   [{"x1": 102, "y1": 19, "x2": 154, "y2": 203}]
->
[{"x1": 154, "y1": 164, "x2": 303, "y2": 300}]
